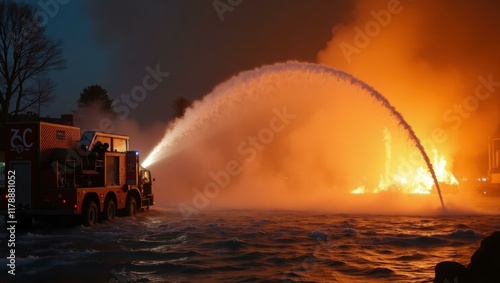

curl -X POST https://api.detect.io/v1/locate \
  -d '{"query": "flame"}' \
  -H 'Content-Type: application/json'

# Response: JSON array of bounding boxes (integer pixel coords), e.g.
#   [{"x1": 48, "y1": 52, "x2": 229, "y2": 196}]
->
[
  {"x1": 351, "y1": 128, "x2": 459, "y2": 195},
  {"x1": 351, "y1": 185, "x2": 366, "y2": 194}
]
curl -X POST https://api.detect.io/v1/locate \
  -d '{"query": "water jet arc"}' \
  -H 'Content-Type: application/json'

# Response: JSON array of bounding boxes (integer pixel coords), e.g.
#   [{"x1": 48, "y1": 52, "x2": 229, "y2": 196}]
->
[
  {"x1": 309, "y1": 63, "x2": 445, "y2": 208},
  {"x1": 142, "y1": 61, "x2": 446, "y2": 209}
]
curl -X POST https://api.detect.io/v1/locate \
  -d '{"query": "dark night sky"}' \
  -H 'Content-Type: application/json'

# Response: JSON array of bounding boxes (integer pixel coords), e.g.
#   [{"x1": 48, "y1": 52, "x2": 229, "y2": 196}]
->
[
  {"x1": 14, "y1": 0, "x2": 500, "y2": 175},
  {"x1": 26, "y1": 0, "x2": 353, "y2": 126},
  {"x1": 6, "y1": 0, "x2": 500, "y2": 194}
]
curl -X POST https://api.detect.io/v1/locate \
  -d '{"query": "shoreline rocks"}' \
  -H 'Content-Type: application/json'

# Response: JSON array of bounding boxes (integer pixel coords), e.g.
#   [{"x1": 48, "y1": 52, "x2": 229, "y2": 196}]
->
[{"x1": 434, "y1": 231, "x2": 500, "y2": 283}]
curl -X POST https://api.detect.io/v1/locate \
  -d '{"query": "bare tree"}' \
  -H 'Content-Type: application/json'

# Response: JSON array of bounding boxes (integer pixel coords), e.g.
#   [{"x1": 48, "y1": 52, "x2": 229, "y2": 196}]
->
[
  {"x1": 0, "y1": 1, "x2": 65, "y2": 120},
  {"x1": 31, "y1": 76, "x2": 56, "y2": 115}
]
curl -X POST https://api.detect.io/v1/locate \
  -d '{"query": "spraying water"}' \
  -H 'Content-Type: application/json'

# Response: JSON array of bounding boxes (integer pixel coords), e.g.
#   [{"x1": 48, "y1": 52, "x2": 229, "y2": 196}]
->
[
  {"x1": 143, "y1": 61, "x2": 445, "y2": 209},
  {"x1": 344, "y1": 73, "x2": 445, "y2": 209}
]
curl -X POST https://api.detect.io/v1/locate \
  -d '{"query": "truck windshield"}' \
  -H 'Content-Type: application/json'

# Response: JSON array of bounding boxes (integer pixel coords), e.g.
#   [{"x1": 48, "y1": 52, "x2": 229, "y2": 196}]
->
[{"x1": 140, "y1": 170, "x2": 151, "y2": 183}]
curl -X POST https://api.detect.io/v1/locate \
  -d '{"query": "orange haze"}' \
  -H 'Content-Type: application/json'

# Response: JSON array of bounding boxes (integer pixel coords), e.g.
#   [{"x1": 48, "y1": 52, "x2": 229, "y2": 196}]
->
[
  {"x1": 318, "y1": 0, "x2": 500, "y2": 180},
  {"x1": 147, "y1": 62, "x2": 464, "y2": 216},
  {"x1": 317, "y1": 0, "x2": 500, "y2": 180},
  {"x1": 146, "y1": 0, "x2": 500, "y2": 216}
]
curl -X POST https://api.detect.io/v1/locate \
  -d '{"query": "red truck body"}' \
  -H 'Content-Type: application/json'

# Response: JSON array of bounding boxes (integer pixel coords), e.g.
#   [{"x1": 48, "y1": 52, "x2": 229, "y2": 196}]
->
[{"x1": 1, "y1": 121, "x2": 154, "y2": 226}]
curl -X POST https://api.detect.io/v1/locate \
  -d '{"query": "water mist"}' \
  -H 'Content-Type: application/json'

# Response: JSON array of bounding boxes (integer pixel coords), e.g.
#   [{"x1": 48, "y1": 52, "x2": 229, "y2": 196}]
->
[{"x1": 144, "y1": 62, "x2": 446, "y2": 212}]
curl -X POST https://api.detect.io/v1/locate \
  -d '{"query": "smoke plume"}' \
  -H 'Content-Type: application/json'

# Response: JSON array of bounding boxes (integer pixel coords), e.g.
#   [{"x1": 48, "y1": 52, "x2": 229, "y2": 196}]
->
[
  {"x1": 82, "y1": 1, "x2": 500, "y2": 215},
  {"x1": 317, "y1": 0, "x2": 500, "y2": 179},
  {"x1": 145, "y1": 62, "x2": 452, "y2": 215}
]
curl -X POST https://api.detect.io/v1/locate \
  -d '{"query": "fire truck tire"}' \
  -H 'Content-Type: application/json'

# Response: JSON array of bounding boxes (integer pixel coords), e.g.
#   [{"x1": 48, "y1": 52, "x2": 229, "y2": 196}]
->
[
  {"x1": 82, "y1": 200, "x2": 99, "y2": 227},
  {"x1": 126, "y1": 196, "x2": 138, "y2": 216},
  {"x1": 103, "y1": 199, "x2": 116, "y2": 221}
]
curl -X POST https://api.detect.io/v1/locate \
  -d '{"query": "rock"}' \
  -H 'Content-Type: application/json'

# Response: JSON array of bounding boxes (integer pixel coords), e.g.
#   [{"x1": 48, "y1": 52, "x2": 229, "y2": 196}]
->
[
  {"x1": 467, "y1": 231, "x2": 500, "y2": 282},
  {"x1": 433, "y1": 261, "x2": 468, "y2": 283},
  {"x1": 434, "y1": 231, "x2": 500, "y2": 283}
]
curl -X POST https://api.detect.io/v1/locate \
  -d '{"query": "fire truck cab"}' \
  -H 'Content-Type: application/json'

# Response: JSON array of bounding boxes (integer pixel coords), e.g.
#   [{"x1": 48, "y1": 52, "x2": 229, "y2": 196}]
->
[{"x1": 1, "y1": 121, "x2": 155, "y2": 227}]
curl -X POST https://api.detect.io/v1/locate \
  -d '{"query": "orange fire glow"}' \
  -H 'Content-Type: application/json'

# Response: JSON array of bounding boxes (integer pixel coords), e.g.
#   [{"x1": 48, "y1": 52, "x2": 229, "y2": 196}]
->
[
  {"x1": 351, "y1": 128, "x2": 458, "y2": 195},
  {"x1": 315, "y1": 0, "x2": 500, "y2": 193}
]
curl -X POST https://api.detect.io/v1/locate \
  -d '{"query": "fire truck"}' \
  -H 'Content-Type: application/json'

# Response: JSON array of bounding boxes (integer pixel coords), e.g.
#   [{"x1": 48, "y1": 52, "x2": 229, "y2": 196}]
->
[{"x1": 1, "y1": 121, "x2": 155, "y2": 227}]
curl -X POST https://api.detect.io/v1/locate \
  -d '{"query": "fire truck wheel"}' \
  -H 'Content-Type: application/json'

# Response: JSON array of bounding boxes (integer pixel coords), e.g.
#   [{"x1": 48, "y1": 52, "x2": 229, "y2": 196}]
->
[
  {"x1": 104, "y1": 199, "x2": 116, "y2": 221},
  {"x1": 82, "y1": 200, "x2": 99, "y2": 227},
  {"x1": 126, "y1": 196, "x2": 138, "y2": 216}
]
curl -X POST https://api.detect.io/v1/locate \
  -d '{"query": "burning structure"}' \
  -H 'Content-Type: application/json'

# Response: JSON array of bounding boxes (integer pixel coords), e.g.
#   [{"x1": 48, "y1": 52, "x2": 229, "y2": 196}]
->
[{"x1": 488, "y1": 137, "x2": 500, "y2": 184}]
